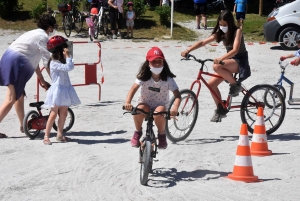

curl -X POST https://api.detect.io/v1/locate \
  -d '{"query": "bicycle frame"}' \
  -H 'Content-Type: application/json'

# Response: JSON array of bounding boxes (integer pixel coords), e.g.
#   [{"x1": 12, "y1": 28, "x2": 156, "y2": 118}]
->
[
  {"x1": 277, "y1": 70, "x2": 295, "y2": 100},
  {"x1": 189, "y1": 63, "x2": 248, "y2": 111},
  {"x1": 140, "y1": 110, "x2": 157, "y2": 158}
]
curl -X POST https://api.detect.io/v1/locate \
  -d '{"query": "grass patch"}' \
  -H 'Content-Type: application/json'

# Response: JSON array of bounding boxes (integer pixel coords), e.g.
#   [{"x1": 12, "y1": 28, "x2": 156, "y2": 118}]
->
[{"x1": 0, "y1": 1, "x2": 267, "y2": 42}]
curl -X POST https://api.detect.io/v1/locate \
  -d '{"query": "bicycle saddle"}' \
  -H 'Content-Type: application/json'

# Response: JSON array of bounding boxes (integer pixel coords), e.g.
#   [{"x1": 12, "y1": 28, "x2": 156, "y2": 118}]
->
[{"x1": 29, "y1": 101, "x2": 45, "y2": 108}]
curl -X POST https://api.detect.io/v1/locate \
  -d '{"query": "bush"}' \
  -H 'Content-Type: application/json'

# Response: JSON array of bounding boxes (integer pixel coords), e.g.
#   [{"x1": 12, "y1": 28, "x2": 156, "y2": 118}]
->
[
  {"x1": 155, "y1": 5, "x2": 170, "y2": 25},
  {"x1": 0, "y1": 0, "x2": 22, "y2": 19},
  {"x1": 123, "y1": 0, "x2": 146, "y2": 18},
  {"x1": 30, "y1": 1, "x2": 47, "y2": 20}
]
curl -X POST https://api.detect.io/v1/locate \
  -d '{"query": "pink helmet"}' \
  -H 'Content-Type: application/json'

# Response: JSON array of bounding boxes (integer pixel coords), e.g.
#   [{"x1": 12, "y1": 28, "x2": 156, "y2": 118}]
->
[
  {"x1": 90, "y1": 7, "x2": 98, "y2": 15},
  {"x1": 127, "y1": 1, "x2": 133, "y2": 6}
]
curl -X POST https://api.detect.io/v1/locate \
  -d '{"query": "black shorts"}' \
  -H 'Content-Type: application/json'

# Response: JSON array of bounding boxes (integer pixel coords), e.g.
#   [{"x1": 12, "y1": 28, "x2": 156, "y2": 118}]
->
[
  {"x1": 232, "y1": 51, "x2": 251, "y2": 82},
  {"x1": 236, "y1": 12, "x2": 246, "y2": 20},
  {"x1": 194, "y1": 2, "x2": 207, "y2": 15}
]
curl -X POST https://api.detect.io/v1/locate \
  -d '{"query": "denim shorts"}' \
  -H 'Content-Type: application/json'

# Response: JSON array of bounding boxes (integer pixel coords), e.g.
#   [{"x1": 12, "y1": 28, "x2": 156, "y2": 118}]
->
[{"x1": 232, "y1": 51, "x2": 251, "y2": 82}]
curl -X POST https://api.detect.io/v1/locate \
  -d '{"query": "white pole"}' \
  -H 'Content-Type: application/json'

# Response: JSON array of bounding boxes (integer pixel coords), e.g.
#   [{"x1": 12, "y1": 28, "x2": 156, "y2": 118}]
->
[{"x1": 170, "y1": 0, "x2": 174, "y2": 37}]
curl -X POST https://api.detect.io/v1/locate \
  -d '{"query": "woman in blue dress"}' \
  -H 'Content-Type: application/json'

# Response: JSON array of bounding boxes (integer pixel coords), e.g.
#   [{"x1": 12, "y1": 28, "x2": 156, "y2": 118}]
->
[
  {"x1": 0, "y1": 14, "x2": 56, "y2": 138},
  {"x1": 42, "y1": 36, "x2": 81, "y2": 145}
]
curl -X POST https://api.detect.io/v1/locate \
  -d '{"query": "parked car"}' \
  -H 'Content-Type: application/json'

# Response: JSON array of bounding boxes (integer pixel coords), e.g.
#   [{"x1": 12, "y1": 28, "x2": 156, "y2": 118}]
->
[{"x1": 263, "y1": 0, "x2": 300, "y2": 50}]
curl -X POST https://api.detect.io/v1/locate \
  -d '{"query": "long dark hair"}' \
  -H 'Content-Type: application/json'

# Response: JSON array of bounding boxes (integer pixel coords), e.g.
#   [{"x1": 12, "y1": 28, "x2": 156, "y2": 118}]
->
[
  {"x1": 212, "y1": 10, "x2": 238, "y2": 46},
  {"x1": 137, "y1": 60, "x2": 176, "y2": 81},
  {"x1": 47, "y1": 43, "x2": 68, "y2": 68}
]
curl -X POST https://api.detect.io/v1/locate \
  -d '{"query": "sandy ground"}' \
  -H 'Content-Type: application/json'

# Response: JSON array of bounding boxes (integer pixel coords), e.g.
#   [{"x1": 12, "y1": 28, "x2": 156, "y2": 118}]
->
[{"x1": 1, "y1": 26, "x2": 300, "y2": 201}]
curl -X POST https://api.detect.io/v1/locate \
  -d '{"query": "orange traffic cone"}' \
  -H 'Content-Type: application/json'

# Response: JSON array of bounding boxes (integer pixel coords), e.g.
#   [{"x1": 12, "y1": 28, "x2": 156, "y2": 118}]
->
[
  {"x1": 227, "y1": 124, "x2": 259, "y2": 182},
  {"x1": 250, "y1": 107, "x2": 272, "y2": 156}
]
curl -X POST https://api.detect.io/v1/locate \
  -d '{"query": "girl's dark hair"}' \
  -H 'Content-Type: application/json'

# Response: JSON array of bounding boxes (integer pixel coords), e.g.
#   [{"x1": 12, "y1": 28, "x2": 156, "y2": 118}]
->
[
  {"x1": 37, "y1": 14, "x2": 57, "y2": 31},
  {"x1": 212, "y1": 10, "x2": 238, "y2": 46},
  {"x1": 137, "y1": 60, "x2": 176, "y2": 81},
  {"x1": 47, "y1": 43, "x2": 68, "y2": 67}
]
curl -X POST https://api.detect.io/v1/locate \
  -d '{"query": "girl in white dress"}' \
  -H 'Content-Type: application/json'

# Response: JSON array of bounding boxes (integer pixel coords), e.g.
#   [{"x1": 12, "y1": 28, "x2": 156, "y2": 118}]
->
[{"x1": 42, "y1": 36, "x2": 81, "y2": 145}]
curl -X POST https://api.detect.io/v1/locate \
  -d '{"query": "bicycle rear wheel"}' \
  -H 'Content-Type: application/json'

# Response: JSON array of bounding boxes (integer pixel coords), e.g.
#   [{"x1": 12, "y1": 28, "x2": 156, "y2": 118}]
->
[
  {"x1": 74, "y1": 11, "x2": 83, "y2": 33},
  {"x1": 23, "y1": 110, "x2": 41, "y2": 139},
  {"x1": 165, "y1": 89, "x2": 199, "y2": 142},
  {"x1": 63, "y1": 14, "x2": 72, "y2": 37},
  {"x1": 240, "y1": 84, "x2": 286, "y2": 135},
  {"x1": 52, "y1": 108, "x2": 75, "y2": 133},
  {"x1": 140, "y1": 140, "x2": 152, "y2": 185}
]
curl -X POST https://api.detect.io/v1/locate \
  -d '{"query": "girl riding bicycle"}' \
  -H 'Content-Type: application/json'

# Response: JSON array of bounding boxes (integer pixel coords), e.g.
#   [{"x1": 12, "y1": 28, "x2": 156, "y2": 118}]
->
[
  {"x1": 42, "y1": 36, "x2": 81, "y2": 145},
  {"x1": 124, "y1": 47, "x2": 181, "y2": 149},
  {"x1": 181, "y1": 10, "x2": 251, "y2": 122}
]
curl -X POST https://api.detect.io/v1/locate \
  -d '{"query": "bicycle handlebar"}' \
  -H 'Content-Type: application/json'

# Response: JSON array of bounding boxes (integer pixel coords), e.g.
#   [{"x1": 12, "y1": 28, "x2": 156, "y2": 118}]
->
[
  {"x1": 122, "y1": 106, "x2": 178, "y2": 119},
  {"x1": 182, "y1": 54, "x2": 225, "y2": 65}
]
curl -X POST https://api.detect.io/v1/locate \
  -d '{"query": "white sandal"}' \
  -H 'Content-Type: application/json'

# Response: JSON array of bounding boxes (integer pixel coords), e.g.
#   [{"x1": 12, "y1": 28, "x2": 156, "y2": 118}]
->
[{"x1": 43, "y1": 136, "x2": 52, "y2": 145}]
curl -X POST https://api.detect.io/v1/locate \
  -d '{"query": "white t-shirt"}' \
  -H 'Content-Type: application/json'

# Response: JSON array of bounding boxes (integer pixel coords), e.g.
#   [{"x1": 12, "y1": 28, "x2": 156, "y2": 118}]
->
[
  {"x1": 9, "y1": 28, "x2": 50, "y2": 69},
  {"x1": 135, "y1": 77, "x2": 178, "y2": 108}
]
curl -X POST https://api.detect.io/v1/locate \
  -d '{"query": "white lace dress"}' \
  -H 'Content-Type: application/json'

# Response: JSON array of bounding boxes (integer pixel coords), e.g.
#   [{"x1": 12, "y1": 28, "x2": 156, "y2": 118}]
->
[{"x1": 42, "y1": 58, "x2": 81, "y2": 109}]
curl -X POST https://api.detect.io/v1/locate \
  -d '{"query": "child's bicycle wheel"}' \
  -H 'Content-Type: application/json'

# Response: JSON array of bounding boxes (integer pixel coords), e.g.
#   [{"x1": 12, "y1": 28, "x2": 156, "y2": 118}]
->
[
  {"x1": 23, "y1": 110, "x2": 42, "y2": 139},
  {"x1": 52, "y1": 107, "x2": 75, "y2": 133},
  {"x1": 241, "y1": 84, "x2": 286, "y2": 135},
  {"x1": 165, "y1": 89, "x2": 199, "y2": 143},
  {"x1": 140, "y1": 140, "x2": 152, "y2": 185}
]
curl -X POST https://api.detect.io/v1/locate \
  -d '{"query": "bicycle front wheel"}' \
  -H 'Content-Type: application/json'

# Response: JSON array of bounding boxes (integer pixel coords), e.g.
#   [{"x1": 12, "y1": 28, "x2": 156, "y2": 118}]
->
[
  {"x1": 241, "y1": 84, "x2": 286, "y2": 135},
  {"x1": 63, "y1": 14, "x2": 72, "y2": 37},
  {"x1": 23, "y1": 110, "x2": 41, "y2": 139},
  {"x1": 264, "y1": 84, "x2": 286, "y2": 108},
  {"x1": 52, "y1": 108, "x2": 75, "y2": 133},
  {"x1": 165, "y1": 89, "x2": 199, "y2": 143},
  {"x1": 140, "y1": 140, "x2": 152, "y2": 185},
  {"x1": 74, "y1": 11, "x2": 83, "y2": 33}
]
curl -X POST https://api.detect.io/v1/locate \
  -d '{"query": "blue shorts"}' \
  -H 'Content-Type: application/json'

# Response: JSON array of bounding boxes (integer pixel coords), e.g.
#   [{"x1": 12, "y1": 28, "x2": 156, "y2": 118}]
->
[{"x1": 236, "y1": 12, "x2": 246, "y2": 20}]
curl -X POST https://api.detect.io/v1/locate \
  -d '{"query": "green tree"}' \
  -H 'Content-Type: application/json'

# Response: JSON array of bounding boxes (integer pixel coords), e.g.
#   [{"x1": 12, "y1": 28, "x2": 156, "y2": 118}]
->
[{"x1": 0, "y1": 0, "x2": 22, "y2": 19}]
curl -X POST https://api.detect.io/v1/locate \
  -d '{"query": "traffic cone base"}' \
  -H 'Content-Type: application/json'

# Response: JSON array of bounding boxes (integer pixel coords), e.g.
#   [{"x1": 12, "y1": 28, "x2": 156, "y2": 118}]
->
[{"x1": 227, "y1": 124, "x2": 259, "y2": 183}]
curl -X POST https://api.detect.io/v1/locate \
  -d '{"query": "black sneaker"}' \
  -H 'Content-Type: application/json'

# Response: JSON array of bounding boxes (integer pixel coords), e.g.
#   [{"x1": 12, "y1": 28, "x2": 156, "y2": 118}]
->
[
  {"x1": 229, "y1": 83, "x2": 242, "y2": 97},
  {"x1": 210, "y1": 109, "x2": 227, "y2": 122}
]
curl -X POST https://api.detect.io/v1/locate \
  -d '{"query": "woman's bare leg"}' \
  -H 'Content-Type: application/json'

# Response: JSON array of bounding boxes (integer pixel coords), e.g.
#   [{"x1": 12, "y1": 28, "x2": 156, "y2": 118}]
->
[{"x1": 0, "y1": 85, "x2": 16, "y2": 123}]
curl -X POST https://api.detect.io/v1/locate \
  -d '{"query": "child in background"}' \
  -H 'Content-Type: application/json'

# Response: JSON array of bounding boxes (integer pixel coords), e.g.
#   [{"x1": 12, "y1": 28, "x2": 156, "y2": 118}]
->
[
  {"x1": 280, "y1": 34, "x2": 300, "y2": 63},
  {"x1": 42, "y1": 36, "x2": 81, "y2": 145},
  {"x1": 124, "y1": 47, "x2": 181, "y2": 149},
  {"x1": 125, "y1": 2, "x2": 136, "y2": 38},
  {"x1": 233, "y1": 0, "x2": 248, "y2": 29}
]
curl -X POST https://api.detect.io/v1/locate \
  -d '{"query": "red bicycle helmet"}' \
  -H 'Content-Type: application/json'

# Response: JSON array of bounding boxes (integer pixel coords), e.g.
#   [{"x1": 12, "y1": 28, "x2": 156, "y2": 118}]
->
[
  {"x1": 47, "y1": 35, "x2": 68, "y2": 53},
  {"x1": 90, "y1": 7, "x2": 98, "y2": 15},
  {"x1": 127, "y1": 1, "x2": 133, "y2": 6}
]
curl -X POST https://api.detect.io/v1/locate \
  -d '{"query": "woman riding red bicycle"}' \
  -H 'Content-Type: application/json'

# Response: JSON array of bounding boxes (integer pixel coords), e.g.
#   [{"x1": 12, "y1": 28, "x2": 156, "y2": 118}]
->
[{"x1": 181, "y1": 9, "x2": 251, "y2": 122}]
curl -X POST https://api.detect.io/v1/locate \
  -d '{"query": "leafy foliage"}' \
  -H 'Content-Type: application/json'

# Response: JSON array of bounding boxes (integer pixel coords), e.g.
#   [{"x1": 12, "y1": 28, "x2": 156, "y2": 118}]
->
[
  {"x1": 0, "y1": 0, "x2": 23, "y2": 19},
  {"x1": 155, "y1": 5, "x2": 170, "y2": 25},
  {"x1": 30, "y1": 1, "x2": 47, "y2": 20}
]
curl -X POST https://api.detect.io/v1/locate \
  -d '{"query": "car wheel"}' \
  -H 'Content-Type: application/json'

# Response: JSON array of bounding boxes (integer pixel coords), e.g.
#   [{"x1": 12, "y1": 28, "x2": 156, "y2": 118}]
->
[{"x1": 278, "y1": 27, "x2": 300, "y2": 50}]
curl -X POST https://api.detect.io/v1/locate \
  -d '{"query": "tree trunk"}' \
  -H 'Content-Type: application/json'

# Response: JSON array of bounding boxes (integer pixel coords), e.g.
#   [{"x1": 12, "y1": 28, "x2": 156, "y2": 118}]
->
[{"x1": 259, "y1": 0, "x2": 263, "y2": 16}]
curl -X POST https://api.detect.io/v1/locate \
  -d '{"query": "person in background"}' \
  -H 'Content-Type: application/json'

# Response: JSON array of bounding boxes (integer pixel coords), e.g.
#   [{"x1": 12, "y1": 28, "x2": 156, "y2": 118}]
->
[
  {"x1": 233, "y1": 0, "x2": 248, "y2": 29},
  {"x1": 193, "y1": 0, "x2": 207, "y2": 30},
  {"x1": 160, "y1": 0, "x2": 172, "y2": 6},
  {"x1": 0, "y1": 14, "x2": 55, "y2": 138},
  {"x1": 108, "y1": 0, "x2": 124, "y2": 39},
  {"x1": 280, "y1": 34, "x2": 300, "y2": 65},
  {"x1": 125, "y1": 1, "x2": 136, "y2": 38}
]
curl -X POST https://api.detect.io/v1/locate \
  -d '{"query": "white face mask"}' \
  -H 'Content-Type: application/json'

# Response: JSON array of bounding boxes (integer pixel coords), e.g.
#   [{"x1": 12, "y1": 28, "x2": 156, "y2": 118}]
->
[
  {"x1": 150, "y1": 66, "x2": 164, "y2": 75},
  {"x1": 48, "y1": 29, "x2": 57, "y2": 38},
  {"x1": 219, "y1": 26, "x2": 228, "y2": 33}
]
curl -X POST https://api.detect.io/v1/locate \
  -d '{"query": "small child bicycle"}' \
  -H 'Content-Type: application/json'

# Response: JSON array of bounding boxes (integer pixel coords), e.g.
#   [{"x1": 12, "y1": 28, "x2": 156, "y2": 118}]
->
[
  {"x1": 273, "y1": 59, "x2": 300, "y2": 105},
  {"x1": 123, "y1": 106, "x2": 174, "y2": 186},
  {"x1": 23, "y1": 101, "x2": 75, "y2": 139},
  {"x1": 165, "y1": 54, "x2": 286, "y2": 142}
]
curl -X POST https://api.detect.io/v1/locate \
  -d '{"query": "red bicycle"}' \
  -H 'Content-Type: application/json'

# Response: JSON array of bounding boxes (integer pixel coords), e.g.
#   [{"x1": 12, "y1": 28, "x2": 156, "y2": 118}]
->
[{"x1": 165, "y1": 54, "x2": 286, "y2": 142}]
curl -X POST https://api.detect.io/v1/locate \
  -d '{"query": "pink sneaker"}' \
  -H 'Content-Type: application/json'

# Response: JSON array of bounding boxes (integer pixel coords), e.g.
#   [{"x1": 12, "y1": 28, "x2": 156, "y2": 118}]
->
[
  {"x1": 157, "y1": 133, "x2": 168, "y2": 149},
  {"x1": 131, "y1": 130, "x2": 142, "y2": 147}
]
